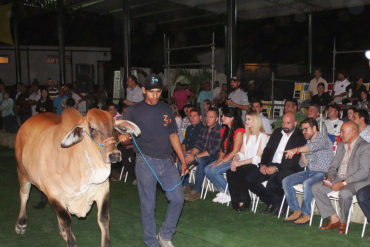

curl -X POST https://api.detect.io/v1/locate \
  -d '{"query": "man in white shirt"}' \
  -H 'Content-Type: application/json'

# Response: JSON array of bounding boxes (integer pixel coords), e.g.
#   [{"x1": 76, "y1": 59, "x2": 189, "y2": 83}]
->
[
  {"x1": 308, "y1": 69, "x2": 328, "y2": 97},
  {"x1": 123, "y1": 75, "x2": 144, "y2": 105},
  {"x1": 251, "y1": 100, "x2": 272, "y2": 135},
  {"x1": 226, "y1": 76, "x2": 249, "y2": 121},
  {"x1": 333, "y1": 72, "x2": 351, "y2": 104},
  {"x1": 28, "y1": 82, "x2": 41, "y2": 116},
  {"x1": 324, "y1": 104, "x2": 343, "y2": 143}
]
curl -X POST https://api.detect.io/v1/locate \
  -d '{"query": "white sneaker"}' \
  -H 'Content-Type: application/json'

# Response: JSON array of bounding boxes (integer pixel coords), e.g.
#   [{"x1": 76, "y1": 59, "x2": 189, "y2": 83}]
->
[
  {"x1": 217, "y1": 194, "x2": 231, "y2": 204},
  {"x1": 157, "y1": 233, "x2": 174, "y2": 247},
  {"x1": 212, "y1": 196, "x2": 221, "y2": 202},
  {"x1": 215, "y1": 192, "x2": 223, "y2": 197}
]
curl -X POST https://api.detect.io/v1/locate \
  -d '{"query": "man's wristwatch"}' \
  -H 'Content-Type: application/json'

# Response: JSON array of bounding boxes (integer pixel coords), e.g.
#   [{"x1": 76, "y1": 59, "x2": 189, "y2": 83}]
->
[
  {"x1": 194, "y1": 155, "x2": 199, "y2": 162},
  {"x1": 275, "y1": 167, "x2": 279, "y2": 172},
  {"x1": 342, "y1": 180, "x2": 348, "y2": 186}
]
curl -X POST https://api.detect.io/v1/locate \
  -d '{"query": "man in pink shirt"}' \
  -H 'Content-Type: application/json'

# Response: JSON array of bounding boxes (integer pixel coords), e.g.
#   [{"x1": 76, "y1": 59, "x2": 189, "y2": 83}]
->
[{"x1": 173, "y1": 83, "x2": 192, "y2": 116}]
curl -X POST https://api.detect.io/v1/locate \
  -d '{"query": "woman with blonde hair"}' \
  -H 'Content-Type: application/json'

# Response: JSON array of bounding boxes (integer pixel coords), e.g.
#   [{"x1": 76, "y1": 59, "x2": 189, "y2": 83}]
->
[{"x1": 226, "y1": 110, "x2": 269, "y2": 212}]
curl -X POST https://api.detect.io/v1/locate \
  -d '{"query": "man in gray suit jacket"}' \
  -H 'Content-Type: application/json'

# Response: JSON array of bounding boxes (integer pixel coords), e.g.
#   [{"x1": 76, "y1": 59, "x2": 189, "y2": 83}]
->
[{"x1": 312, "y1": 121, "x2": 370, "y2": 234}]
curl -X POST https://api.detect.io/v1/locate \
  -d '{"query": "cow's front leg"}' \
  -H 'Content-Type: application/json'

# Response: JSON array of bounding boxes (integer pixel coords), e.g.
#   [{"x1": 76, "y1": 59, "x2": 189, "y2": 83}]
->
[
  {"x1": 15, "y1": 179, "x2": 31, "y2": 234},
  {"x1": 49, "y1": 199, "x2": 77, "y2": 247},
  {"x1": 96, "y1": 191, "x2": 111, "y2": 247}
]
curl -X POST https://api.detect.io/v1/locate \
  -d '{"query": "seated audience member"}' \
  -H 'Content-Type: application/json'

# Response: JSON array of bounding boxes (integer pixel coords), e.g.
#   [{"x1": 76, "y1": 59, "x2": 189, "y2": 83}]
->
[
  {"x1": 202, "y1": 99, "x2": 212, "y2": 122},
  {"x1": 181, "y1": 104, "x2": 194, "y2": 129},
  {"x1": 0, "y1": 91, "x2": 17, "y2": 133},
  {"x1": 184, "y1": 108, "x2": 221, "y2": 201},
  {"x1": 312, "y1": 122, "x2": 370, "y2": 234},
  {"x1": 213, "y1": 83, "x2": 227, "y2": 108},
  {"x1": 282, "y1": 118, "x2": 334, "y2": 224},
  {"x1": 310, "y1": 83, "x2": 332, "y2": 107},
  {"x1": 244, "y1": 112, "x2": 306, "y2": 214},
  {"x1": 226, "y1": 77, "x2": 249, "y2": 121},
  {"x1": 36, "y1": 89, "x2": 53, "y2": 113},
  {"x1": 121, "y1": 104, "x2": 128, "y2": 117},
  {"x1": 342, "y1": 106, "x2": 356, "y2": 122},
  {"x1": 274, "y1": 99, "x2": 305, "y2": 129},
  {"x1": 358, "y1": 90, "x2": 370, "y2": 109},
  {"x1": 123, "y1": 75, "x2": 144, "y2": 106},
  {"x1": 107, "y1": 103, "x2": 123, "y2": 120},
  {"x1": 347, "y1": 77, "x2": 366, "y2": 106},
  {"x1": 308, "y1": 69, "x2": 328, "y2": 98},
  {"x1": 53, "y1": 88, "x2": 68, "y2": 115},
  {"x1": 65, "y1": 98, "x2": 76, "y2": 109},
  {"x1": 324, "y1": 104, "x2": 343, "y2": 143},
  {"x1": 15, "y1": 84, "x2": 32, "y2": 124},
  {"x1": 332, "y1": 72, "x2": 351, "y2": 104},
  {"x1": 356, "y1": 185, "x2": 370, "y2": 240},
  {"x1": 251, "y1": 100, "x2": 272, "y2": 135},
  {"x1": 180, "y1": 109, "x2": 204, "y2": 193},
  {"x1": 205, "y1": 107, "x2": 245, "y2": 203},
  {"x1": 170, "y1": 103, "x2": 183, "y2": 142},
  {"x1": 306, "y1": 104, "x2": 327, "y2": 135},
  {"x1": 352, "y1": 109, "x2": 370, "y2": 143},
  {"x1": 227, "y1": 110, "x2": 269, "y2": 211},
  {"x1": 197, "y1": 81, "x2": 212, "y2": 115}
]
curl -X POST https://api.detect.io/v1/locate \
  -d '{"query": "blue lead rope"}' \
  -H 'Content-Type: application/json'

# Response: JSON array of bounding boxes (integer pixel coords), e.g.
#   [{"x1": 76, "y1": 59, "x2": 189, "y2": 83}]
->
[{"x1": 131, "y1": 135, "x2": 185, "y2": 192}]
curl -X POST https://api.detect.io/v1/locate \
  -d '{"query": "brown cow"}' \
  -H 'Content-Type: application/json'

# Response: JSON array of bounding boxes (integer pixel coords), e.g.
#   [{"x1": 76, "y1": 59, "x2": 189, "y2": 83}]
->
[{"x1": 14, "y1": 108, "x2": 140, "y2": 247}]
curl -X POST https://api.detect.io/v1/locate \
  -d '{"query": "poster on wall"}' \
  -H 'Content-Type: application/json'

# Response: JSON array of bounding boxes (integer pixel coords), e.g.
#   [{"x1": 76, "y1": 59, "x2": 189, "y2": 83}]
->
[{"x1": 113, "y1": 70, "x2": 121, "y2": 104}]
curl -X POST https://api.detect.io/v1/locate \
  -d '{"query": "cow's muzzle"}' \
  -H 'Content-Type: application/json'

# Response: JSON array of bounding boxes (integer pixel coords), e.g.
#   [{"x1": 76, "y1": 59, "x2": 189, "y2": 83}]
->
[{"x1": 108, "y1": 152, "x2": 122, "y2": 163}]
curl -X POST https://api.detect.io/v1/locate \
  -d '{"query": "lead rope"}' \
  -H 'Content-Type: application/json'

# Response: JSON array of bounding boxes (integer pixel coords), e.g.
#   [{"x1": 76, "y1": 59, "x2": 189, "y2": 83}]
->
[{"x1": 131, "y1": 134, "x2": 185, "y2": 192}]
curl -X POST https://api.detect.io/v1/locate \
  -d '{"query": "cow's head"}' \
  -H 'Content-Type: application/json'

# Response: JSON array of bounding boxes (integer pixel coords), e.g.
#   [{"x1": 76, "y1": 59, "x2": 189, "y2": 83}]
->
[{"x1": 61, "y1": 108, "x2": 140, "y2": 163}]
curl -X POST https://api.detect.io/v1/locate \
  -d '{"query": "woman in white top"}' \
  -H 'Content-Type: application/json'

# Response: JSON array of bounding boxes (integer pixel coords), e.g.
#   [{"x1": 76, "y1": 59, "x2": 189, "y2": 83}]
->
[{"x1": 226, "y1": 110, "x2": 269, "y2": 212}]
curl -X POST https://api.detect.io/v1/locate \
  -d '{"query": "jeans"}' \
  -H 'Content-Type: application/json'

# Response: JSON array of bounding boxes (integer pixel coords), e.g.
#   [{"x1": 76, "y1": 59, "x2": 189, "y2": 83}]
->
[
  {"x1": 184, "y1": 155, "x2": 217, "y2": 192},
  {"x1": 357, "y1": 185, "x2": 370, "y2": 223},
  {"x1": 282, "y1": 169, "x2": 326, "y2": 216},
  {"x1": 204, "y1": 160, "x2": 232, "y2": 192},
  {"x1": 135, "y1": 154, "x2": 184, "y2": 247}
]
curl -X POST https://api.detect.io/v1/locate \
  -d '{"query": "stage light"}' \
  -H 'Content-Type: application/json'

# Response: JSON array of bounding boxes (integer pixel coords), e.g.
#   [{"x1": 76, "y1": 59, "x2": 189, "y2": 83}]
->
[{"x1": 365, "y1": 50, "x2": 370, "y2": 60}]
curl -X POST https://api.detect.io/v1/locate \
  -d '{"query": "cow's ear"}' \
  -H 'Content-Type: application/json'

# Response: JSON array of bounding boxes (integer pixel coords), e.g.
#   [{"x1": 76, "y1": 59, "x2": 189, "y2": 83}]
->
[
  {"x1": 61, "y1": 125, "x2": 84, "y2": 148},
  {"x1": 114, "y1": 120, "x2": 141, "y2": 137}
]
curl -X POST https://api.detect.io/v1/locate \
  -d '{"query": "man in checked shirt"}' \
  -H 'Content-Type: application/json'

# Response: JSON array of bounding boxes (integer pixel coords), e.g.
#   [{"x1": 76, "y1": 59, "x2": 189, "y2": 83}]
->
[
  {"x1": 282, "y1": 118, "x2": 334, "y2": 225},
  {"x1": 184, "y1": 108, "x2": 222, "y2": 201}
]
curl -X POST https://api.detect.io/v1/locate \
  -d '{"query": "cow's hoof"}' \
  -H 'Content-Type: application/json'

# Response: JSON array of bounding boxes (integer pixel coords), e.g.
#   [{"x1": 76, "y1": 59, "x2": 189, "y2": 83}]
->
[{"x1": 15, "y1": 223, "x2": 27, "y2": 234}]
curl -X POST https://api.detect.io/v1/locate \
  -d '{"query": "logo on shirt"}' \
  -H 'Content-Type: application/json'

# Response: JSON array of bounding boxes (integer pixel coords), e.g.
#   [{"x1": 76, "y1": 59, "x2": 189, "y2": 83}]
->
[{"x1": 163, "y1": 115, "x2": 172, "y2": 127}]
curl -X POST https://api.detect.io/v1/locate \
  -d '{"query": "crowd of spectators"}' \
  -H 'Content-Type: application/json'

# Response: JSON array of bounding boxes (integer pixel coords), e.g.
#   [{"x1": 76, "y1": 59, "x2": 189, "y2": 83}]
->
[{"x1": 1, "y1": 69, "x2": 370, "y2": 240}]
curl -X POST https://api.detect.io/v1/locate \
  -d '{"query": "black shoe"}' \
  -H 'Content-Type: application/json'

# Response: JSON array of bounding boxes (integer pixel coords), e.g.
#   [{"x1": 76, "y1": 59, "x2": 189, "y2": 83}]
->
[{"x1": 261, "y1": 204, "x2": 275, "y2": 214}]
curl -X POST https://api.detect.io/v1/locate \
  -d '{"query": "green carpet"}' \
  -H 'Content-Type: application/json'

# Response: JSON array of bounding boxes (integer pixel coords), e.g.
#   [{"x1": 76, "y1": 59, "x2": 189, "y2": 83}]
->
[{"x1": 0, "y1": 146, "x2": 368, "y2": 247}]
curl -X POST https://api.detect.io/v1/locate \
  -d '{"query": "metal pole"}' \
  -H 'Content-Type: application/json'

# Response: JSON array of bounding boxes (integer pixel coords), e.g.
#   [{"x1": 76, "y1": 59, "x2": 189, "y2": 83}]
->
[
  {"x1": 122, "y1": 0, "x2": 131, "y2": 94},
  {"x1": 167, "y1": 36, "x2": 170, "y2": 101},
  {"x1": 26, "y1": 43, "x2": 30, "y2": 85},
  {"x1": 332, "y1": 38, "x2": 336, "y2": 83},
  {"x1": 226, "y1": 0, "x2": 237, "y2": 94},
  {"x1": 271, "y1": 72, "x2": 274, "y2": 102},
  {"x1": 13, "y1": 3, "x2": 21, "y2": 84},
  {"x1": 211, "y1": 32, "x2": 215, "y2": 102},
  {"x1": 57, "y1": 0, "x2": 65, "y2": 85},
  {"x1": 308, "y1": 13, "x2": 312, "y2": 75}
]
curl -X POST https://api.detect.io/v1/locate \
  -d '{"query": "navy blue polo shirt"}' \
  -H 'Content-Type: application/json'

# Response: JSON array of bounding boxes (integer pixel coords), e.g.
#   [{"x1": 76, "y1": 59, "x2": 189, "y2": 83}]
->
[{"x1": 124, "y1": 101, "x2": 177, "y2": 159}]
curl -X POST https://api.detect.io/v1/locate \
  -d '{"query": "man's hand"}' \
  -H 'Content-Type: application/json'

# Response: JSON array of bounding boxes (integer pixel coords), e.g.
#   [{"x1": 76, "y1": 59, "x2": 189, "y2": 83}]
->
[
  {"x1": 284, "y1": 149, "x2": 296, "y2": 159},
  {"x1": 181, "y1": 162, "x2": 188, "y2": 176},
  {"x1": 118, "y1": 134, "x2": 132, "y2": 144},
  {"x1": 322, "y1": 177, "x2": 332, "y2": 188},
  {"x1": 331, "y1": 181, "x2": 344, "y2": 191},
  {"x1": 226, "y1": 99, "x2": 234, "y2": 106},
  {"x1": 230, "y1": 161, "x2": 238, "y2": 172},
  {"x1": 184, "y1": 154, "x2": 194, "y2": 164},
  {"x1": 266, "y1": 166, "x2": 277, "y2": 175},
  {"x1": 259, "y1": 165, "x2": 267, "y2": 175}
]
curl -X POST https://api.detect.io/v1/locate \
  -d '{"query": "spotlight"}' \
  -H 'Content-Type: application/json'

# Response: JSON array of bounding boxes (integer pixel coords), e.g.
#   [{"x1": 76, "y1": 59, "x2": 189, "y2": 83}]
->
[{"x1": 365, "y1": 50, "x2": 370, "y2": 60}]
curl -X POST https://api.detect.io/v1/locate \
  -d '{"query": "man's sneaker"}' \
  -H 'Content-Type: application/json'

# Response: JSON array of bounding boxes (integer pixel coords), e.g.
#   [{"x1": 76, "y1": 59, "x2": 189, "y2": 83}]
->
[
  {"x1": 217, "y1": 194, "x2": 231, "y2": 204},
  {"x1": 157, "y1": 233, "x2": 174, "y2": 247},
  {"x1": 283, "y1": 210, "x2": 301, "y2": 222}
]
